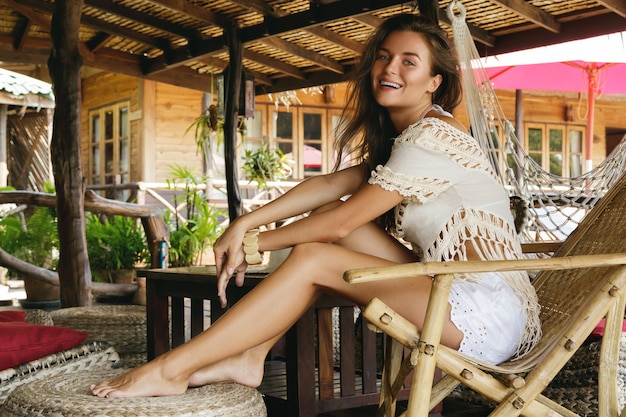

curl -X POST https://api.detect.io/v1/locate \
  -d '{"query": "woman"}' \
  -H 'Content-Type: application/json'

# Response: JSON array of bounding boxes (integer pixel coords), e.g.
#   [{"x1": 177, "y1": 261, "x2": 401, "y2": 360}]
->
[{"x1": 91, "y1": 14, "x2": 540, "y2": 398}]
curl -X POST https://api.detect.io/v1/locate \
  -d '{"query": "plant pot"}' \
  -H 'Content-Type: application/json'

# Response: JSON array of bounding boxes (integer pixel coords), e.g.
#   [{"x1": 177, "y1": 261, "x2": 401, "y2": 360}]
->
[
  {"x1": 100, "y1": 269, "x2": 136, "y2": 284},
  {"x1": 132, "y1": 277, "x2": 146, "y2": 305},
  {"x1": 20, "y1": 276, "x2": 61, "y2": 309},
  {"x1": 23, "y1": 276, "x2": 60, "y2": 301}
]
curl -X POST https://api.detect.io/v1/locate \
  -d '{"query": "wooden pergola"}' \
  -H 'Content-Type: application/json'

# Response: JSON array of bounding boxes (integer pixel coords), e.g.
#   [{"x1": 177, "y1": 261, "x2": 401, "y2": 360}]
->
[{"x1": 0, "y1": 0, "x2": 625, "y2": 306}]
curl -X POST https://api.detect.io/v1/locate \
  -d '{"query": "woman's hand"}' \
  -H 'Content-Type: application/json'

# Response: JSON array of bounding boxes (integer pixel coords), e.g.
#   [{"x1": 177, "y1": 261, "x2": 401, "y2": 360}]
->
[{"x1": 213, "y1": 223, "x2": 249, "y2": 308}]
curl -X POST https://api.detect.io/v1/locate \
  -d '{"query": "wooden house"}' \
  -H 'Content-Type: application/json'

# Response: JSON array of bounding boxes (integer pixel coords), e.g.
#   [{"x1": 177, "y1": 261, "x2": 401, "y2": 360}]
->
[{"x1": 78, "y1": 69, "x2": 626, "y2": 192}]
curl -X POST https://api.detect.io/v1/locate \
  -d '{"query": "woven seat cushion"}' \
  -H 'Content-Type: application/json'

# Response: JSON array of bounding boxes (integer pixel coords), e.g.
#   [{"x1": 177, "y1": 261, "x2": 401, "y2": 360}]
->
[
  {"x1": 0, "y1": 369, "x2": 267, "y2": 417},
  {"x1": 0, "y1": 342, "x2": 120, "y2": 404},
  {"x1": 50, "y1": 305, "x2": 147, "y2": 367}
]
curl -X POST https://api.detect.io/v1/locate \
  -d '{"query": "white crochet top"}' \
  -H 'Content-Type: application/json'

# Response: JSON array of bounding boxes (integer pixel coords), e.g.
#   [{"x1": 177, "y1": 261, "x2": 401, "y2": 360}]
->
[{"x1": 369, "y1": 116, "x2": 541, "y2": 357}]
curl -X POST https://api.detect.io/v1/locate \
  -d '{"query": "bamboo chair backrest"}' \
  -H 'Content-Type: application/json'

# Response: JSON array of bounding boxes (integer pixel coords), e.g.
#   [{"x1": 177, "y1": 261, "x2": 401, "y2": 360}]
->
[{"x1": 498, "y1": 172, "x2": 626, "y2": 372}]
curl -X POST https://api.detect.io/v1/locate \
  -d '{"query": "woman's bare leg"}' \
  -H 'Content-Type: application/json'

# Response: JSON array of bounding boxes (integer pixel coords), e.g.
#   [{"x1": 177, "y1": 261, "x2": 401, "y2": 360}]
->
[
  {"x1": 187, "y1": 216, "x2": 417, "y2": 388},
  {"x1": 187, "y1": 336, "x2": 280, "y2": 388},
  {"x1": 91, "y1": 231, "x2": 462, "y2": 399}
]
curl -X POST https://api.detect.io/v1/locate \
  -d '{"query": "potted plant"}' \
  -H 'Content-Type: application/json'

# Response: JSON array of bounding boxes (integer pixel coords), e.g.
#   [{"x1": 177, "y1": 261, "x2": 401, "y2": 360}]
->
[
  {"x1": 0, "y1": 197, "x2": 60, "y2": 305},
  {"x1": 85, "y1": 213, "x2": 149, "y2": 284},
  {"x1": 166, "y1": 165, "x2": 224, "y2": 267},
  {"x1": 242, "y1": 144, "x2": 292, "y2": 190}
]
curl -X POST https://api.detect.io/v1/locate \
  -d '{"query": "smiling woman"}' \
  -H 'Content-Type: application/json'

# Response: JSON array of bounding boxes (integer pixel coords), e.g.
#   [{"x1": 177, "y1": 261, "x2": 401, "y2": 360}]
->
[{"x1": 89, "y1": 14, "x2": 539, "y2": 402}]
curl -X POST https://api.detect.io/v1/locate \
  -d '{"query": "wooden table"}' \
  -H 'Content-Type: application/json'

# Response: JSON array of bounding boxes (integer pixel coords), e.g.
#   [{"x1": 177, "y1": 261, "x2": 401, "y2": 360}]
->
[{"x1": 144, "y1": 266, "x2": 399, "y2": 417}]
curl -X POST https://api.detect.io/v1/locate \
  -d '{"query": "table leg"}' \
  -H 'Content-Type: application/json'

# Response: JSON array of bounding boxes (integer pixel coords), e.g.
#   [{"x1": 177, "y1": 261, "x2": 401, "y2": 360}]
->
[
  {"x1": 286, "y1": 307, "x2": 317, "y2": 417},
  {"x1": 146, "y1": 279, "x2": 170, "y2": 359}
]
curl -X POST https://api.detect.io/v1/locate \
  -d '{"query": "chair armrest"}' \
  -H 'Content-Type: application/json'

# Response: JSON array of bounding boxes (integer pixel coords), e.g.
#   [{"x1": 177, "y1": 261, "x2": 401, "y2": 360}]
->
[{"x1": 344, "y1": 252, "x2": 626, "y2": 284}]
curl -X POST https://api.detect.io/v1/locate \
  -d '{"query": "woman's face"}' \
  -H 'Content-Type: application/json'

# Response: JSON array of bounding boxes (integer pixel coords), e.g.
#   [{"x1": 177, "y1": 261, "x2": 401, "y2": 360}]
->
[{"x1": 370, "y1": 30, "x2": 442, "y2": 113}]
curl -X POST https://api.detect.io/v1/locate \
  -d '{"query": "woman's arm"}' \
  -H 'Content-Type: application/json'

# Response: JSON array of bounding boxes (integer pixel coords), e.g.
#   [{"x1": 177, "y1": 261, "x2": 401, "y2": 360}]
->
[
  {"x1": 258, "y1": 181, "x2": 404, "y2": 251},
  {"x1": 232, "y1": 163, "x2": 369, "y2": 233},
  {"x1": 213, "y1": 164, "x2": 369, "y2": 304},
  {"x1": 216, "y1": 181, "x2": 404, "y2": 306}
]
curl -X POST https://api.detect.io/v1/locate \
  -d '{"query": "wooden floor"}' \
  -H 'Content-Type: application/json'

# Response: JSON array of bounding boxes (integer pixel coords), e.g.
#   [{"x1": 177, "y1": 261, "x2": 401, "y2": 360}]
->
[
  {"x1": 259, "y1": 360, "x2": 492, "y2": 417},
  {"x1": 316, "y1": 399, "x2": 492, "y2": 417},
  {"x1": 278, "y1": 397, "x2": 492, "y2": 417}
]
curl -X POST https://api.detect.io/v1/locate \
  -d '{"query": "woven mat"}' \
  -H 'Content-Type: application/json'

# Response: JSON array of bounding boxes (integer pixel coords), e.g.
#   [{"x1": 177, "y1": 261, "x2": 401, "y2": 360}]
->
[
  {"x1": 0, "y1": 369, "x2": 266, "y2": 417},
  {"x1": 0, "y1": 342, "x2": 120, "y2": 404},
  {"x1": 50, "y1": 305, "x2": 146, "y2": 354}
]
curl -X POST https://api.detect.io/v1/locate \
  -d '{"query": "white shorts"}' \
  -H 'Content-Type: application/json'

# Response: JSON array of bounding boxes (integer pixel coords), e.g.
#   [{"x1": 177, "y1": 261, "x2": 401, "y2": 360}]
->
[{"x1": 449, "y1": 273, "x2": 526, "y2": 364}]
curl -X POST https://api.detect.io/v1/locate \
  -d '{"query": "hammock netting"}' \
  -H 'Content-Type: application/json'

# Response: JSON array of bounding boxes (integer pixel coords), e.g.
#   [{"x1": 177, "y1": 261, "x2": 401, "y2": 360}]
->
[{"x1": 447, "y1": 1, "x2": 626, "y2": 242}]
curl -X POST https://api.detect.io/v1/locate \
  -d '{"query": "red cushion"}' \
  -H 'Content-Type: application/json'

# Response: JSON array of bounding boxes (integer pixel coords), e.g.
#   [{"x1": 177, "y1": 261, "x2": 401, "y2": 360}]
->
[
  {"x1": 0, "y1": 310, "x2": 26, "y2": 322},
  {"x1": 0, "y1": 322, "x2": 88, "y2": 370},
  {"x1": 592, "y1": 318, "x2": 626, "y2": 337}
]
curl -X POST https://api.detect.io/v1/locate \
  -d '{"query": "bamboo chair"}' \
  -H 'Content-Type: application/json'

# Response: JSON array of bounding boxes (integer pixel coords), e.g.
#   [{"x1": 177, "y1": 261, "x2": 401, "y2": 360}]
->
[{"x1": 344, "y1": 171, "x2": 626, "y2": 417}]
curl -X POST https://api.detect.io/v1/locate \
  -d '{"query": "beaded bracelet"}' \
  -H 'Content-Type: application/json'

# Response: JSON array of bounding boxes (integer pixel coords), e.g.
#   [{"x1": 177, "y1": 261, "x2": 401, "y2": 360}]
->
[{"x1": 242, "y1": 228, "x2": 263, "y2": 265}]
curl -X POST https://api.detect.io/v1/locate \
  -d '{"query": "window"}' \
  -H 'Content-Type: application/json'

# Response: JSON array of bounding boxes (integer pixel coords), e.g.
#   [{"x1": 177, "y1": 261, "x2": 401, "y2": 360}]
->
[
  {"x1": 241, "y1": 109, "x2": 264, "y2": 171},
  {"x1": 89, "y1": 102, "x2": 130, "y2": 197},
  {"x1": 272, "y1": 109, "x2": 296, "y2": 179},
  {"x1": 525, "y1": 123, "x2": 585, "y2": 177},
  {"x1": 300, "y1": 109, "x2": 325, "y2": 177}
]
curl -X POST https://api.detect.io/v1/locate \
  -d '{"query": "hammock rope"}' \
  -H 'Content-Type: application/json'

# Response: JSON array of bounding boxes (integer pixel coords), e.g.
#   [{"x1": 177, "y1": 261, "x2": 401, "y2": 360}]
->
[{"x1": 447, "y1": 0, "x2": 626, "y2": 242}]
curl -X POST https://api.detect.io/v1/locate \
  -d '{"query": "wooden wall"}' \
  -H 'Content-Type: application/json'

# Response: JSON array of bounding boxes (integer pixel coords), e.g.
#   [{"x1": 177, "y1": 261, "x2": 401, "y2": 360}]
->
[
  {"x1": 80, "y1": 70, "x2": 625, "y2": 185},
  {"x1": 80, "y1": 72, "x2": 140, "y2": 182},
  {"x1": 454, "y1": 89, "x2": 626, "y2": 167}
]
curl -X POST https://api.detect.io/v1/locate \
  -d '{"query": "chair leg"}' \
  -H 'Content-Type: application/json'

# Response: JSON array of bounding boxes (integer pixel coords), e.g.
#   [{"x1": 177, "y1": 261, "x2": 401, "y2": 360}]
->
[
  {"x1": 405, "y1": 274, "x2": 454, "y2": 417},
  {"x1": 598, "y1": 291, "x2": 626, "y2": 417},
  {"x1": 377, "y1": 339, "x2": 415, "y2": 417}
]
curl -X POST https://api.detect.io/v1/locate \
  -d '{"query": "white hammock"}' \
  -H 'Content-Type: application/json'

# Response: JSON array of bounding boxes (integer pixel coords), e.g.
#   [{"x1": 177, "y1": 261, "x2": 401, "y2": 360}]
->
[{"x1": 447, "y1": 0, "x2": 626, "y2": 242}]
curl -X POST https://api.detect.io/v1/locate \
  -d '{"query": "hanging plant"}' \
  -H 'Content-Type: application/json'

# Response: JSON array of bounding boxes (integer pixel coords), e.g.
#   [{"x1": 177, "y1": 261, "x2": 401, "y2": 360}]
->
[{"x1": 242, "y1": 144, "x2": 292, "y2": 190}]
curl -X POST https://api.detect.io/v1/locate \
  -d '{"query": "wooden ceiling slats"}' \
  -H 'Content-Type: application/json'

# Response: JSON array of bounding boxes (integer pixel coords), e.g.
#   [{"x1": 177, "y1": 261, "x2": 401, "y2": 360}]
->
[{"x1": 1, "y1": 0, "x2": 624, "y2": 94}]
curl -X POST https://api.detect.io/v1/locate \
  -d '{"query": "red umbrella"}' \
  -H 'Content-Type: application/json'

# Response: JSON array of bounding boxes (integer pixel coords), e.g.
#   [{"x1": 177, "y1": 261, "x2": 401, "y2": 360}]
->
[
  {"x1": 478, "y1": 32, "x2": 626, "y2": 171},
  {"x1": 287, "y1": 144, "x2": 322, "y2": 169}
]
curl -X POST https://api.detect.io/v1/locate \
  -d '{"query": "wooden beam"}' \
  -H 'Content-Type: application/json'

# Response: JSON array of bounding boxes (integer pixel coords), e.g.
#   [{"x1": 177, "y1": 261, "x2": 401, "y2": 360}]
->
[
  {"x1": 596, "y1": 0, "x2": 626, "y2": 18},
  {"x1": 140, "y1": 0, "x2": 406, "y2": 77},
  {"x1": 256, "y1": 68, "x2": 352, "y2": 96},
  {"x1": 305, "y1": 25, "x2": 363, "y2": 53},
  {"x1": 491, "y1": 0, "x2": 561, "y2": 33},
  {"x1": 80, "y1": 12, "x2": 169, "y2": 51},
  {"x1": 13, "y1": 19, "x2": 32, "y2": 51},
  {"x1": 197, "y1": 55, "x2": 273, "y2": 86},
  {"x1": 8, "y1": 0, "x2": 51, "y2": 30},
  {"x1": 243, "y1": 48, "x2": 306, "y2": 80},
  {"x1": 438, "y1": 10, "x2": 495, "y2": 47},
  {"x1": 13, "y1": 0, "x2": 174, "y2": 54},
  {"x1": 227, "y1": 0, "x2": 278, "y2": 17},
  {"x1": 0, "y1": 91, "x2": 55, "y2": 108},
  {"x1": 142, "y1": 35, "x2": 227, "y2": 75},
  {"x1": 240, "y1": 0, "x2": 407, "y2": 41},
  {"x1": 232, "y1": 0, "x2": 363, "y2": 54},
  {"x1": 351, "y1": 14, "x2": 382, "y2": 28},
  {"x1": 86, "y1": 0, "x2": 199, "y2": 40},
  {"x1": 84, "y1": 31, "x2": 113, "y2": 52},
  {"x1": 261, "y1": 37, "x2": 344, "y2": 74},
  {"x1": 483, "y1": 12, "x2": 625, "y2": 56},
  {"x1": 148, "y1": 0, "x2": 232, "y2": 28}
]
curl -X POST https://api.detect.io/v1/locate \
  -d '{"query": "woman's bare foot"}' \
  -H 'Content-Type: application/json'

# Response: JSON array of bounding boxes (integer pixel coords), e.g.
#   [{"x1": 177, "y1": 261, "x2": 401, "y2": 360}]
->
[
  {"x1": 90, "y1": 355, "x2": 189, "y2": 398},
  {"x1": 188, "y1": 350, "x2": 264, "y2": 388}
]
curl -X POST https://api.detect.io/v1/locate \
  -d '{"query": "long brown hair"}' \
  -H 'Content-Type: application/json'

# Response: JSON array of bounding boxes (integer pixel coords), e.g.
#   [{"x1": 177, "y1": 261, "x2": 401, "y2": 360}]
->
[{"x1": 334, "y1": 14, "x2": 462, "y2": 173}]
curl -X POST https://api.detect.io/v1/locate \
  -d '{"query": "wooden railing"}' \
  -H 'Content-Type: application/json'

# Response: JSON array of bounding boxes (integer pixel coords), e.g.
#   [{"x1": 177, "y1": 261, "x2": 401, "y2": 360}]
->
[{"x1": 87, "y1": 178, "x2": 303, "y2": 229}]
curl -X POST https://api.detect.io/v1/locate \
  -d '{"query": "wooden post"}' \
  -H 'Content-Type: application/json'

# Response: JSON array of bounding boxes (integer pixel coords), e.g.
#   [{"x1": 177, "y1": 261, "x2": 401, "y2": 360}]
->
[
  {"x1": 223, "y1": 25, "x2": 243, "y2": 221},
  {"x1": 48, "y1": 0, "x2": 91, "y2": 306},
  {"x1": 0, "y1": 104, "x2": 7, "y2": 187}
]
